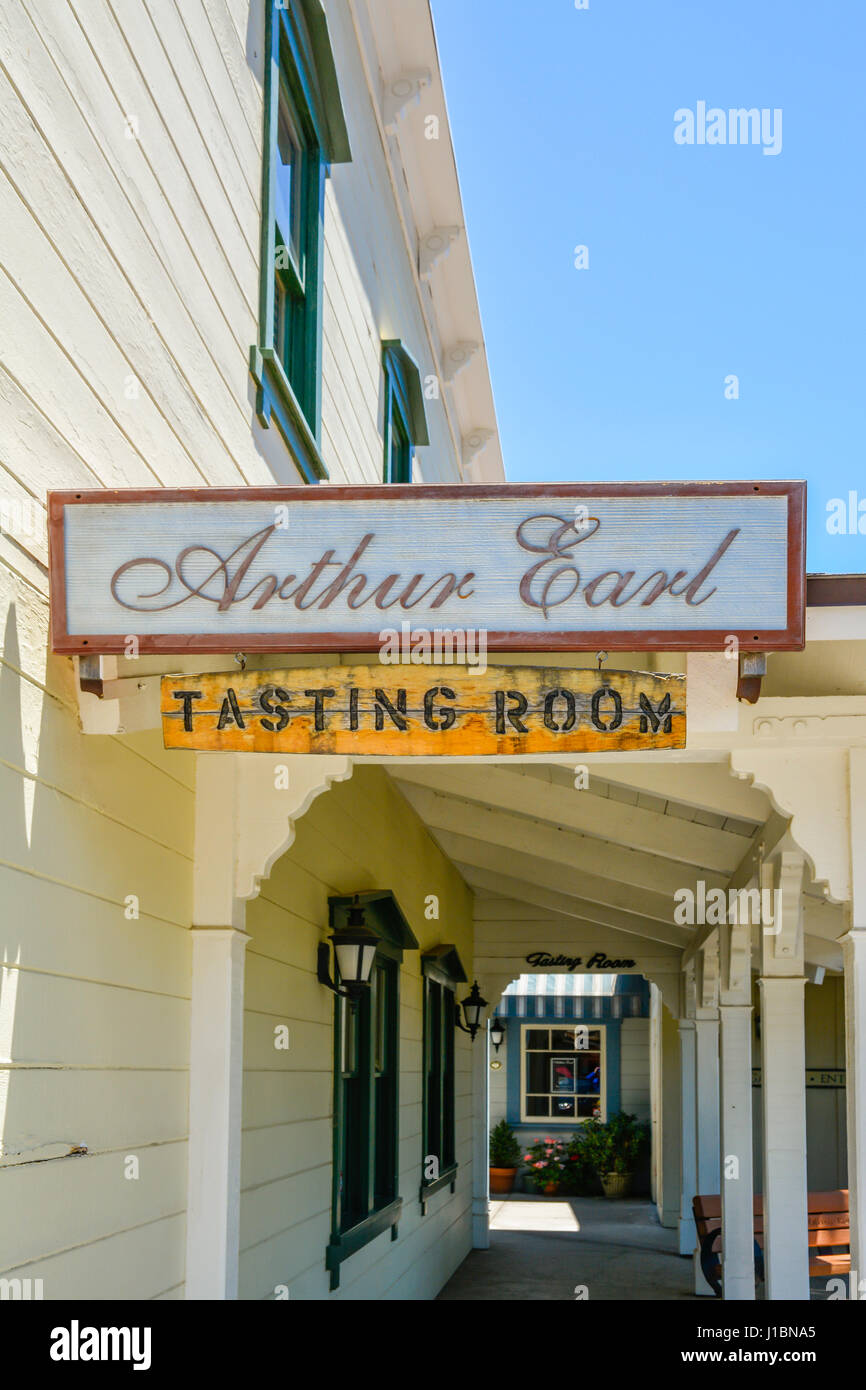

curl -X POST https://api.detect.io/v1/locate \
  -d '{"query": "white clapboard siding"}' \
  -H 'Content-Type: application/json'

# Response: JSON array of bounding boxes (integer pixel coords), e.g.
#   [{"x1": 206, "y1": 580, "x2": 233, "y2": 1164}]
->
[
  {"x1": 1, "y1": 555, "x2": 194, "y2": 1291},
  {"x1": 0, "y1": 370, "x2": 105, "y2": 535},
  {"x1": 2, "y1": 1214, "x2": 187, "y2": 1300},
  {"x1": 322, "y1": 275, "x2": 382, "y2": 446},
  {"x1": 199, "y1": 0, "x2": 263, "y2": 144},
  {"x1": 139, "y1": 0, "x2": 261, "y2": 207},
  {"x1": 0, "y1": 0, "x2": 471, "y2": 1300},
  {"x1": 0, "y1": 246, "x2": 162, "y2": 491},
  {"x1": 0, "y1": 465, "x2": 48, "y2": 569},
  {"x1": 0, "y1": 168, "x2": 223, "y2": 489},
  {"x1": 1, "y1": 1068, "x2": 189, "y2": 1161},
  {"x1": 238, "y1": 766, "x2": 475, "y2": 1300},
  {"x1": 489, "y1": 1042, "x2": 509, "y2": 1124},
  {"x1": 620, "y1": 1017, "x2": 651, "y2": 1120},
  {"x1": 0, "y1": 534, "x2": 48, "y2": 602},
  {"x1": 77, "y1": 0, "x2": 259, "y2": 282},
  {"x1": 2, "y1": 1143, "x2": 187, "y2": 1270},
  {"x1": 0, "y1": 13, "x2": 257, "y2": 482}
]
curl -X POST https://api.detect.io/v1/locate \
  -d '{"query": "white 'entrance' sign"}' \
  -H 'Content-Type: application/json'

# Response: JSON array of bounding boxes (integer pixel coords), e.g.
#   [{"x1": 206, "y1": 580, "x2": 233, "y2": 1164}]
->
[{"x1": 48, "y1": 482, "x2": 805, "y2": 654}]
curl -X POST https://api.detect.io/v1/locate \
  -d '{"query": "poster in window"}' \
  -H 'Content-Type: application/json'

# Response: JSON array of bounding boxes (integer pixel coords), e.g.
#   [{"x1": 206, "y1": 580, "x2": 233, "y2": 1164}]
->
[{"x1": 550, "y1": 1057, "x2": 576, "y2": 1092}]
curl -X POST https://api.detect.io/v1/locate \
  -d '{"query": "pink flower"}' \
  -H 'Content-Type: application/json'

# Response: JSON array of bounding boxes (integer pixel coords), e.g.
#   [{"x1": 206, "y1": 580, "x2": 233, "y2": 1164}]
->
[{"x1": 534, "y1": 1162, "x2": 544, "y2": 1168}]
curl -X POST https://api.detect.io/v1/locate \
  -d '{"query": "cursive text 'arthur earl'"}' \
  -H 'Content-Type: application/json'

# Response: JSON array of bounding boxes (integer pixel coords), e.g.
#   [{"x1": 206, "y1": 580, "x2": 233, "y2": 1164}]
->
[{"x1": 109, "y1": 516, "x2": 740, "y2": 619}]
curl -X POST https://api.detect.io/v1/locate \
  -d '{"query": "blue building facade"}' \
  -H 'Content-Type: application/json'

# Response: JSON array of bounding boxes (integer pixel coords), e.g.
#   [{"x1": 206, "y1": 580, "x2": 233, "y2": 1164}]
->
[{"x1": 490, "y1": 975, "x2": 652, "y2": 1147}]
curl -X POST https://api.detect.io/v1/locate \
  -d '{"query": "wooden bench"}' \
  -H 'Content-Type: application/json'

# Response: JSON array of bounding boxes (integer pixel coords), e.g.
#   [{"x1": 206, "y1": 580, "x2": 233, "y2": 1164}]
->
[{"x1": 693, "y1": 1190, "x2": 850, "y2": 1297}]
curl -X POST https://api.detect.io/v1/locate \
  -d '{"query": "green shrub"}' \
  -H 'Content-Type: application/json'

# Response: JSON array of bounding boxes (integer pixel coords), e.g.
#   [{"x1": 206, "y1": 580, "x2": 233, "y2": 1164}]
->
[
  {"x1": 563, "y1": 1132, "x2": 599, "y2": 1194},
  {"x1": 578, "y1": 1111, "x2": 648, "y2": 1176},
  {"x1": 489, "y1": 1119, "x2": 522, "y2": 1167}
]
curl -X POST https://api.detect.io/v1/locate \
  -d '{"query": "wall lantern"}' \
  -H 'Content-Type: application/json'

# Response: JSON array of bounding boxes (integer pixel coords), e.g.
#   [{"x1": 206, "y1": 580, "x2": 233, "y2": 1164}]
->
[
  {"x1": 317, "y1": 895, "x2": 379, "y2": 1003},
  {"x1": 455, "y1": 980, "x2": 489, "y2": 1040},
  {"x1": 489, "y1": 1017, "x2": 505, "y2": 1053}
]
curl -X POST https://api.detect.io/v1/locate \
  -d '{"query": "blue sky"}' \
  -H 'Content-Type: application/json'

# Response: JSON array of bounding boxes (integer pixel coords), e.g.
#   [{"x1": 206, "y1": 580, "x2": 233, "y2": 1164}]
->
[{"x1": 431, "y1": 0, "x2": 866, "y2": 573}]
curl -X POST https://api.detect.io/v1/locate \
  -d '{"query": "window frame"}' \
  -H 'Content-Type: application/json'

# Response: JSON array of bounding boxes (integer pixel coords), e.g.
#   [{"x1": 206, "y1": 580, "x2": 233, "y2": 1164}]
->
[
  {"x1": 381, "y1": 339, "x2": 430, "y2": 483},
  {"x1": 331, "y1": 941, "x2": 400, "y2": 1241},
  {"x1": 519, "y1": 1022, "x2": 607, "y2": 1125},
  {"x1": 384, "y1": 366, "x2": 412, "y2": 484},
  {"x1": 251, "y1": 0, "x2": 350, "y2": 484},
  {"x1": 326, "y1": 891, "x2": 417, "y2": 1289},
  {"x1": 420, "y1": 946, "x2": 466, "y2": 1212}
]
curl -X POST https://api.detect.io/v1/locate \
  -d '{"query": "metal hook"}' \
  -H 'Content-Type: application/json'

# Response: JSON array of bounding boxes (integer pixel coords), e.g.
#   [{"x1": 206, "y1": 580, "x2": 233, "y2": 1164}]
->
[
  {"x1": 596, "y1": 650, "x2": 608, "y2": 672},
  {"x1": 234, "y1": 651, "x2": 247, "y2": 672}
]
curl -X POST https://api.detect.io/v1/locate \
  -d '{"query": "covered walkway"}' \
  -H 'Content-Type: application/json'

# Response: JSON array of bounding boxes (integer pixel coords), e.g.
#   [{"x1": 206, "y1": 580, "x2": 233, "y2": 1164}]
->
[{"x1": 438, "y1": 1196, "x2": 695, "y2": 1301}]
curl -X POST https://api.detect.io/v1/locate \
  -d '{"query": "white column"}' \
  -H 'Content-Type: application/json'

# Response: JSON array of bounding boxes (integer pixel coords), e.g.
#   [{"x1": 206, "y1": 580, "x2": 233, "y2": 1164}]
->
[
  {"x1": 842, "y1": 929, "x2": 866, "y2": 1291},
  {"x1": 693, "y1": 1013, "x2": 720, "y2": 1293},
  {"x1": 759, "y1": 976, "x2": 809, "y2": 1299},
  {"x1": 678, "y1": 1020, "x2": 697, "y2": 1255},
  {"x1": 843, "y1": 750, "x2": 866, "y2": 1295},
  {"x1": 658, "y1": 978, "x2": 684, "y2": 1230},
  {"x1": 719, "y1": 1003, "x2": 755, "y2": 1299},
  {"x1": 471, "y1": 1023, "x2": 490, "y2": 1248},
  {"x1": 185, "y1": 926, "x2": 250, "y2": 1299},
  {"x1": 649, "y1": 984, "x2": 662, "y2": 1209},
  {"x1": 758, "y1": 851, "x2": 809, "y2": 1302},
  {"x1": 694, "y1": 1017, "x2": 720, "y2": 1191}
]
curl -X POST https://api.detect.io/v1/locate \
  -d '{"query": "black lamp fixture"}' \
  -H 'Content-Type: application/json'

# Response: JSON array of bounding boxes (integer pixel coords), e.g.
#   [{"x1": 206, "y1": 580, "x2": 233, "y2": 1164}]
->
[
  {"x1": 455, "y1": 980, "x2": 489, "y2": 1040},
  {"x1": 489, "y1": 1017, "x2": 505, "y2": 1053},
  {"x1": 317, "y1": 895, "x2": 379, "y2": 1003}
]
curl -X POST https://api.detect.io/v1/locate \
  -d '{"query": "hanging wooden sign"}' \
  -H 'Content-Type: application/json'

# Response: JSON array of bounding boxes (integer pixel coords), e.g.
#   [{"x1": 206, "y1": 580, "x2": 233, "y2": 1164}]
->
[
  {"x1": 49, "y1": 481, "x2": 805, "y2": 655},
  {"x1": 160, "y1": 664, "x2": 686, "y2": 756}
]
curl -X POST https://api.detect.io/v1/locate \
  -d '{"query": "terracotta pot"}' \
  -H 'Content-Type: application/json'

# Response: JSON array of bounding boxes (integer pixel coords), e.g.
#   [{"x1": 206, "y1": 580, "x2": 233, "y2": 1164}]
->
[
  {"x1": 489, "y1": 1166, "x2": 518, "y2": 1194},
  {"x1": 600, "y1": 1171, "x2": 633, "y2": 1198},
  {"x1": 543, "y1": 1182, "x2": 559, "y2": 1195}
]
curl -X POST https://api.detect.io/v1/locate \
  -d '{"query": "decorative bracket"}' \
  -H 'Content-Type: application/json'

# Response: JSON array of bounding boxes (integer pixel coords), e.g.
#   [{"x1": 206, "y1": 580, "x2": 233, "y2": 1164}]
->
[
  {"x1": 698, "y1": 935, "x2": 720, "y2": 1011},
  {"x1": 461, "y1": 427, "x2": 494, "y2": 469},
  {"x1": 76, "y1": 655, "x2": 155, "y2": 734},
  {"x1": 737, "y1": 650, "x2": 766, "y2": 704},
  {"x1": 442, "y1": 341, "x2": 480, "y2": 384},
  {"x1": 681, "y1": 958, "x2": 698, "y2": 1020},
  {"x1": 418, "y1": 226, "x2": 462, "y2": 280},
  {"x1": 720, "y1": 915, "x2": 752, "y2": 1001},
  {"x1": 193, "y1": 754, "x2": 354, "y2": 929},
  {"x1": 383, "y1": 69, "x2": 431, "y2": 133},
  {"x1": 766, "y1": 850, "x2": 805, "y2": 966}
]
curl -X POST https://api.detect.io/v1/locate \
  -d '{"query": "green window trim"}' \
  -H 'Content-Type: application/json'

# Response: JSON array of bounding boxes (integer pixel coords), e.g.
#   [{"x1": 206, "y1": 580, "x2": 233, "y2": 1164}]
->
[
  {"x1": 252, "y1": 0, "x2": 351, "y2": 484},
  {"x1": 382, "y1": 340, "x2": 430, "y2": 484},
  {"x1": 327, "y1": 892, "x2": 418, "y2": 1290},
  {"x1": 420, "y1": 945, "x2": 467, "y2": 1212}
]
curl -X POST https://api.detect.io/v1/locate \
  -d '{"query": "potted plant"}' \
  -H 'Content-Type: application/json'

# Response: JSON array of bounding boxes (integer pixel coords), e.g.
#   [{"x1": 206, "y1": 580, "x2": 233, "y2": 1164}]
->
[
  {"x1": 562, "y1": 1132, "x2": 598, "y2": 1196},
  {"x1": 579, "y1": 1111, "x2": 648, "y2": 1198},
  {"x1": 489, "y1": 1119, "x2": 523, "y2": 1194},
  {"x1": 522, "y1": 1135, "x2": 572, "y2": 1194}
]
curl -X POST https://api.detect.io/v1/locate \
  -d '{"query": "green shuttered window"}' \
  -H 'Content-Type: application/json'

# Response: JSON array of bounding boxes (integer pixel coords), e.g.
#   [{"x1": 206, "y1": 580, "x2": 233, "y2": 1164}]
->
[
  {"x1": 381, "y1": 340, "x2": 430, "y2": 483},
  {"x1": 420, "y1": 946, "x2": 465, "y2": 1210},
  {"x1": 326, "y1": 892, "x2": 417, "y2": 1288},
  {"x1": 251, "y1": 1, "x2": 350, "y2": 483}
]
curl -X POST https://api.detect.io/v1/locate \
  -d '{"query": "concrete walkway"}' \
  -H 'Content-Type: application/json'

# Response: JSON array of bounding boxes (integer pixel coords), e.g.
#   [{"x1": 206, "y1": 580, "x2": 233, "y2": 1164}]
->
[{"x1": 438, "y1": 1195, "x2": 697, "y2": 1300}]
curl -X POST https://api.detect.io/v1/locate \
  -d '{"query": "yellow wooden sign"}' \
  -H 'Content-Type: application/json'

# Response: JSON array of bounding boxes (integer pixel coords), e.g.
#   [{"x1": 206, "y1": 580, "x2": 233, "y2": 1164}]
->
[{"x1": 160, "y1": 665, "x2": 685, "y2": 756}]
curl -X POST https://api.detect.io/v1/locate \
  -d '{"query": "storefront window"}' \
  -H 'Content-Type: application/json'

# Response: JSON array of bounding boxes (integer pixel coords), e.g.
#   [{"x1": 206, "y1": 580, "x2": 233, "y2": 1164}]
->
[{"x1": 521, "y1": 1024, "x2": 604, "y2": 1123}]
